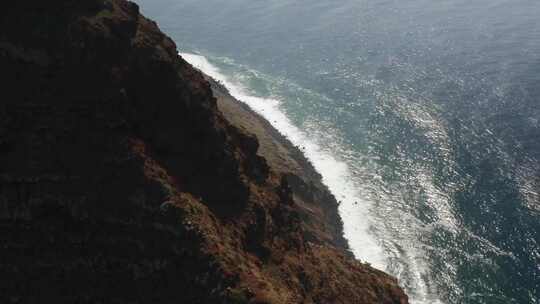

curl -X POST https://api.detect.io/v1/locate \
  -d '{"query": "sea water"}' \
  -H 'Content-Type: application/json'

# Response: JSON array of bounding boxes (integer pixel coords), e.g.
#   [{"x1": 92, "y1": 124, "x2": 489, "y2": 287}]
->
[{"x1": 137, "y1": 1, "x2": 540, "y2": 303}]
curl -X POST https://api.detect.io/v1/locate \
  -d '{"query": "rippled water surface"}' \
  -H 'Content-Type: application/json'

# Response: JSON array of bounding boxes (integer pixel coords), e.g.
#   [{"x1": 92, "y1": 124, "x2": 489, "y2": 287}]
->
[{"x1": 137, "y1": 0, "x2": 540, "y2": 302}]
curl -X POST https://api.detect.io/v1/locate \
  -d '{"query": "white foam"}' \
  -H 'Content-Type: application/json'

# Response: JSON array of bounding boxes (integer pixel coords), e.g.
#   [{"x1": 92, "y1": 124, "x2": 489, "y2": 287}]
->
[{"x1": 180, "y1": 52, "x2": 386, "y2": 269}]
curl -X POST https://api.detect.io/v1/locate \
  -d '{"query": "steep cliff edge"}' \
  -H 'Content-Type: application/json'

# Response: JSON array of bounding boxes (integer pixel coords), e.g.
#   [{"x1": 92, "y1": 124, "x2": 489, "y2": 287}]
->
[{"x1": 0, "y1": 1, "x2": 408, "y2": 303}]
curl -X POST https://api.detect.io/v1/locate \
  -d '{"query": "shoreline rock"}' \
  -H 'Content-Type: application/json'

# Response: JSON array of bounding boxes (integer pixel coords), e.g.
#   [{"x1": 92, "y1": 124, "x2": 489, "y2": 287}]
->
[{"x1": 207, "y1": 76, "x2": 352, "y2": 253}]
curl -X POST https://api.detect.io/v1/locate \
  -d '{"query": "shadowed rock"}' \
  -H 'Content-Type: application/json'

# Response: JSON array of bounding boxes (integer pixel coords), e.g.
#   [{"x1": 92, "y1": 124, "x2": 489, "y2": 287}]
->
[{"x1": 0, "y1": 1, "x2": 408, "y2": 303}]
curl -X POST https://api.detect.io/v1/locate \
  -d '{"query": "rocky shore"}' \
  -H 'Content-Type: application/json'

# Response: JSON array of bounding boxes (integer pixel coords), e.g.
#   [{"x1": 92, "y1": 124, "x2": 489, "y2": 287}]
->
[{"x1": 0, "y1": 0, "x2": 408, "y2": 303}]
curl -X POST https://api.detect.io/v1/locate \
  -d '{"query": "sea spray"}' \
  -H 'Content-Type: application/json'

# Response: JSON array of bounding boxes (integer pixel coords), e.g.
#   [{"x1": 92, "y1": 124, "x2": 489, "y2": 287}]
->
[{"x1": 180, "y1": 52, "x2": 387, "y2": 269}]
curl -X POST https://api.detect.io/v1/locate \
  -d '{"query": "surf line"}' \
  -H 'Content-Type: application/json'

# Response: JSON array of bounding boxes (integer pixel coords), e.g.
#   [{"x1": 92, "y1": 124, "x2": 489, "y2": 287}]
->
[{"x1": 180, "y1": 52, "x2": 386, "y2": 269}]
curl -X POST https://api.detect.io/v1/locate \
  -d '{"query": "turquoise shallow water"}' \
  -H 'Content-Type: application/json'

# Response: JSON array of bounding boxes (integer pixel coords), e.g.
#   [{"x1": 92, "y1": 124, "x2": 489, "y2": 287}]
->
[{"x1": 137, "y1": 1, "x2": 540, "y2": 303}]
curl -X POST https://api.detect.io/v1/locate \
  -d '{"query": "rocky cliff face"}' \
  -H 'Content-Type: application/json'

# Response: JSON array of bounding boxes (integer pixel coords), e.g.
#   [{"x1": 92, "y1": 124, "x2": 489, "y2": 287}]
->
[{"x1": 0, "y1": 1, "x2": 408, "y2": 303}]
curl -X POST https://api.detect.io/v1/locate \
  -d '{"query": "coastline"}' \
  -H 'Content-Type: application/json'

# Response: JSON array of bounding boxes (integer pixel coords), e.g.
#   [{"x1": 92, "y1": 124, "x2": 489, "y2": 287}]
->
[
  {"x1": 206, "y1": 74, "x2": 351, "y2": 252},
  {"x1": 179, "y1": 53, "x2": 388, "y2": 269},
  {"x1": 0, "y1": 1, "x2": 408, "y2": 302}
]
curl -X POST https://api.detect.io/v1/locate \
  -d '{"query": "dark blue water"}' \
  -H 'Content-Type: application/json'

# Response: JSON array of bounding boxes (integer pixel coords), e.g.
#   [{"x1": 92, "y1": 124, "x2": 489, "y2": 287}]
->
[{"x1": 136, "y1": 0, "x2": 540, "y2": 302}]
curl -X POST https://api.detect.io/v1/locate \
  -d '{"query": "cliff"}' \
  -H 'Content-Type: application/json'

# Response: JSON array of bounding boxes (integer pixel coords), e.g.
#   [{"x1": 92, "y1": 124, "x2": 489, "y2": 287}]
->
[{"x1": 0, "y1": 1, "x2": 408, "y2": 303}]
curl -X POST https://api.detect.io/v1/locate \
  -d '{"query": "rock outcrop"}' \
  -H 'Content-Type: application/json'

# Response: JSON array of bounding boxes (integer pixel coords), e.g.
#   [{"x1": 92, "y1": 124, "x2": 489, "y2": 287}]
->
[{"x1": 0, "y1": 1, "x2": 408, "y2": 303}]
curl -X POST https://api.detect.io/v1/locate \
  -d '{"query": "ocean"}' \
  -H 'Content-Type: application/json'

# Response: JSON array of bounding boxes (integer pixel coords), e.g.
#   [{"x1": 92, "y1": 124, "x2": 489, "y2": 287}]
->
[{"x1": 136, "y1": 0, "x2": 540, "y2": 303}]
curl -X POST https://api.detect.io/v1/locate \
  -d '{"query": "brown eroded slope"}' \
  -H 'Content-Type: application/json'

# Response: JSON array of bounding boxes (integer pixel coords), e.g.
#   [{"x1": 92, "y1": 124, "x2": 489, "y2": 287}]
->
[{"x1": 0, "y1": 1, "x2": 408, "y2": 303}]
